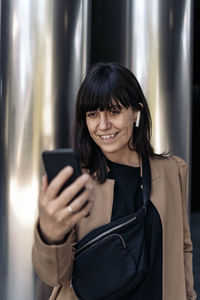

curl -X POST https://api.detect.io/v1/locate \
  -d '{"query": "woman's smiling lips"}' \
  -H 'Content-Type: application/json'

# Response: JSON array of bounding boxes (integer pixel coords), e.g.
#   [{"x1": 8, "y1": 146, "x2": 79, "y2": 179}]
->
[{"x1": 98, "y1": 132, "x2": 119, "y2": 141}]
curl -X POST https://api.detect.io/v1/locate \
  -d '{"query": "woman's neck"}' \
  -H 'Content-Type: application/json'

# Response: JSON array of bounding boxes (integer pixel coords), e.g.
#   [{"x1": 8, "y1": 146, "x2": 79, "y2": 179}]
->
[{"x1": 104, "y1": 149, "x2": 140, "y2": 167}]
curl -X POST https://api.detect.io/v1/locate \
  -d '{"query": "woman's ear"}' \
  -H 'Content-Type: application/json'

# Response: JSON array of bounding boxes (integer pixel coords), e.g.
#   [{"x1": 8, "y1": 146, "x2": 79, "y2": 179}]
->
[{"x1": 139, "y1": 102, "x2": 143, "y2": 108}]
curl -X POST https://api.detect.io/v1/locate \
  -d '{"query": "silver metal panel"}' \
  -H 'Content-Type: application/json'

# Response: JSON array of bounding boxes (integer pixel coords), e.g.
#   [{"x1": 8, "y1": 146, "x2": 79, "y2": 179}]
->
[
  {"x1": 124, "y1": 0, "x2": 193, "y2": 163},
  {"x1": 91, "y1": 0, "x2": 192, "y2": 162},
  {"x1": 0, "y1": 1, "x2": 90, "y2": 299},
  {"x1": 91, "y1": 0, "x2": 192, "y2": 211}
]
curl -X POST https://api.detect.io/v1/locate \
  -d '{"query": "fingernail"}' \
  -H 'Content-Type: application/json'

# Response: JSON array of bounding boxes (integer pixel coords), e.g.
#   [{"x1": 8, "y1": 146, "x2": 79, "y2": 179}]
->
[
  {"x1": 65, "y1": 165, "x2": 73, "y2": 173},
  {"x1": 82, "y1": 173, "x2": 90, "y2": 180}
]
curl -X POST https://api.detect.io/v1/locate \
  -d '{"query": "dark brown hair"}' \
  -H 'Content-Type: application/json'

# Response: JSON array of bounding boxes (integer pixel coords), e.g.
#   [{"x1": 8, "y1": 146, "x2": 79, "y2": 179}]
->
[{"x1": 73, "y1": 62, "x2": 166, "y2": 183}]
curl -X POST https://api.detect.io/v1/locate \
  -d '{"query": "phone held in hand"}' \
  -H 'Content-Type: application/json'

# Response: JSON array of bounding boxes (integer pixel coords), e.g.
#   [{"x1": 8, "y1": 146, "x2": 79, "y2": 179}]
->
[{"x1": 42, "y1": 148, "x2": 84, "y2": 198}]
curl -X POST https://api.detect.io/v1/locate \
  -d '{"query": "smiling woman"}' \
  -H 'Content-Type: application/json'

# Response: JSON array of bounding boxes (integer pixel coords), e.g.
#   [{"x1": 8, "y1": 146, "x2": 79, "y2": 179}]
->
[
  {"x1": 74, "y1": 62, "x2": 155, "y2": 183},
  {"x1": 32, "y1": 62, "x2": 196, "y2": 300}
]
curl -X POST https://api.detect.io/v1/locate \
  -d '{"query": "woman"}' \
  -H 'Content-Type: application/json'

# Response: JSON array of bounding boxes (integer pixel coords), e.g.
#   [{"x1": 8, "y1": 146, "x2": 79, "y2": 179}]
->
[{"x1": 32, "y1": 62, "x2": 196, "y2": 300}]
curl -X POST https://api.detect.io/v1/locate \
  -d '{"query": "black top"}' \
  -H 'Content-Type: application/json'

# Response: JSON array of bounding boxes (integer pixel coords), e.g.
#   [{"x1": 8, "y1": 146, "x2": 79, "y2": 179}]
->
[{"x1": 107, "y1": 160, "x2": 162, "y2": 300}]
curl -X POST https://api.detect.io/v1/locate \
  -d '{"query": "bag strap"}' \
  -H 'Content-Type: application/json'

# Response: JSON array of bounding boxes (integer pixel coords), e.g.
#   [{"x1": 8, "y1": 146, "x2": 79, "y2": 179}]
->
[{"x1": 142, "y1": 157, "x2": 151, "y2": 209}]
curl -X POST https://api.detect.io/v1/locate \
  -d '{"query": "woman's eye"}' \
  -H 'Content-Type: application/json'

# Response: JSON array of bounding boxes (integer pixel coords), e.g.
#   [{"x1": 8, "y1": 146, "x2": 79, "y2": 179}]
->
[
  {"x1": 110, "y1": 109, "x2": 120, "y2": 115},
  {"x1": 87, "y1": 112, "x2": 96, "y2": 117}
]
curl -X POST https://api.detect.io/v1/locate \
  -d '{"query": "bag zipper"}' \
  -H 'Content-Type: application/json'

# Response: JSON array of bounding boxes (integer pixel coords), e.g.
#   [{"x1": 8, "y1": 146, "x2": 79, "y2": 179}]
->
[
  {"x1": 75, "y1": 233, "x2": 126, "y2": 262},
  {"x1": 75, "y1": 216, "x2": 136, "y2": 257}
]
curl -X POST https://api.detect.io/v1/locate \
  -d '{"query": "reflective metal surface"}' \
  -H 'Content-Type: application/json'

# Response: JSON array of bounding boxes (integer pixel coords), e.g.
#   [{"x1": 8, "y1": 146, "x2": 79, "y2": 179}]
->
[
  {"x1": 91, "y1": 0, "x2": 192, "y2": 213},
  {"x1": 0, "y1": 0, "x2": 90, "y2": 299},
  {"x1": 0, "y1": 0, "x2": 193, "y2": 298},
  {"x1": 92, "y1": 0, "x2": 193, "y2": 163},
  {"x1": 124, "y1": 0, "x2": 193, "y2": 162}
]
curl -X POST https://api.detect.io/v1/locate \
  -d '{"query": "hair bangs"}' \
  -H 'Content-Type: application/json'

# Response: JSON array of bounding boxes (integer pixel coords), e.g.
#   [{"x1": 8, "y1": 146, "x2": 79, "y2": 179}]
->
[{"x1": 80, "y1": 76, "x2": 130, "y2": 115}]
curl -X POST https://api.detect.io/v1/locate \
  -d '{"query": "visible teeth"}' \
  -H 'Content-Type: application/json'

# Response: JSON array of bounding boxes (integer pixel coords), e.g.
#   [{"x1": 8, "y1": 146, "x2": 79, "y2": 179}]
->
[{"x1": 100, "y1": 133, "x2": 117, "y2": 140}]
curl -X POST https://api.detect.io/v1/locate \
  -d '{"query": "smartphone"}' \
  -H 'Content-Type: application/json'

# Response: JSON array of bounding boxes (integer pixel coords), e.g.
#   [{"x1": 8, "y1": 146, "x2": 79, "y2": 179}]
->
[{"x1": 42, "y1": 148, "x2": 84, "y2": 199}]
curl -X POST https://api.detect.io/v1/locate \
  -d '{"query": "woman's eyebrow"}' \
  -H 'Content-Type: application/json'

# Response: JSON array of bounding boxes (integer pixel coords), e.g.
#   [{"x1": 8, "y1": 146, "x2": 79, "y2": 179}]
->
[
  {"x1": 108, "y1": 104, "x2": 122, "y2": 110},
  {"x1": 86, "y1": 108, "x2": 98, "y2": 112}
]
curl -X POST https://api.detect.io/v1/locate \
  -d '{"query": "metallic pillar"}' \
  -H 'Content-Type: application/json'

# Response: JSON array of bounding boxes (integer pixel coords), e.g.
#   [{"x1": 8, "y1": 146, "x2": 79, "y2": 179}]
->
[
  {"x1": 123, "y1": 0, "x2": 193, "y2": 212},
  {"x1": 92, "y1": 0, "x2": 193, "y2": 163},
  {"x1": 124, "y1": 0, "x2": 193, "y2": 163},
  {"x1": 0, "y1": 1, "x2": 90, "y2": 299}
]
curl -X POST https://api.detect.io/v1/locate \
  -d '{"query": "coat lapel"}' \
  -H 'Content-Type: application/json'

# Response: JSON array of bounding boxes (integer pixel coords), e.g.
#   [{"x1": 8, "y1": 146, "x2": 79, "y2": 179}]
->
[{"x1": 76, "y1": 178, "x2": 115, "y2": 241}]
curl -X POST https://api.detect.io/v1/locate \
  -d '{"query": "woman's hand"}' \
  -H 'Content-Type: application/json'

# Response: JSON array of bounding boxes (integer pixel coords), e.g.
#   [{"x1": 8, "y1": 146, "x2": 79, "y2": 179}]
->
[{"x1": 38, "y1": 166, "x2": 93, "y2": 244}]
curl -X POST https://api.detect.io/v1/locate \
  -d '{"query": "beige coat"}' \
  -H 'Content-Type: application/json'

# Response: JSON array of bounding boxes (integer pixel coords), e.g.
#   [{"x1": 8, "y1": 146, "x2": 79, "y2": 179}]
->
[{"x1": 32, "y1": 155, "x2": 196, "y2": 300}]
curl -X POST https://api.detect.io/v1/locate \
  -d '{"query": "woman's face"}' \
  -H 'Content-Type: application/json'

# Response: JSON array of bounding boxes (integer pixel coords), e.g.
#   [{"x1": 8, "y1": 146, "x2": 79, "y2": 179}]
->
[{"x1": 86, "y1": 104, "x2": 138, "y2": 159}]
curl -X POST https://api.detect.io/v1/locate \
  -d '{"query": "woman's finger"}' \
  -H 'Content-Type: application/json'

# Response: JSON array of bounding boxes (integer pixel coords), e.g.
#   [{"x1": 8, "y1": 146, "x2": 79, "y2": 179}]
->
[
  {"x1": 66, "y1": 187, "x2": 93, "y2": 213},
  {"x1": 56, "y1": 173, "x2": 91, "y2": 207},
  {"x1": 52, "y1": 190, "x2": 93, "y2": 229},
  {"x1": 42, "y1": 174, "x2": 48, "y2": 192},
  {"x1": 46, "y1": 184, "x2": 92, "y2": 218},
  {"x1": 39, "y1": 174, "x2": 48, "y2": 202},
  {"x1": 45, "y1": 166, "x2": 74, "y2": 200},
  {"x1": 69, "y1": 201, "x2": 93, "y2": 226}
]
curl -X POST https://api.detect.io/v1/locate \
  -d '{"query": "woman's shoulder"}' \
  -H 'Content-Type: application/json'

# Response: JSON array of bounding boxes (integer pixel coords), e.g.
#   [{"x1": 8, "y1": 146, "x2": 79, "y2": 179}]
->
[
  {"x1": 149, "y1": 154, "x2": 187, "y2": 174},
  {"x1": 169, "y1": 155, "x2": 187, "y2": 169}
]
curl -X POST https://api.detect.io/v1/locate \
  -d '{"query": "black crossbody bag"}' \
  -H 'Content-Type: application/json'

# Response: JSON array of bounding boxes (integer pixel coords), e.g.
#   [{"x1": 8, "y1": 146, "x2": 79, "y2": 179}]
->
[{"x1": 72, "y1": 158, "x2": 151, "y2": 300}]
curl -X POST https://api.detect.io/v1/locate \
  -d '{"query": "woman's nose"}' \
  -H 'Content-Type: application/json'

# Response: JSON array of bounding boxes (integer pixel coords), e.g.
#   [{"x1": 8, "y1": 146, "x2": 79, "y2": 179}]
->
[{"x1": 98, "y1": 112, "x2": 111, "y2": 130}]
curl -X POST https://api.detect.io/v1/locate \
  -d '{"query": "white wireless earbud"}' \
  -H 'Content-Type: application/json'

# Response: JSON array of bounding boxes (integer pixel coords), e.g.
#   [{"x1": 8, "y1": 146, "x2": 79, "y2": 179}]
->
[{"x1": 135, "y1": 111, "x2": 141, "y2": 127}]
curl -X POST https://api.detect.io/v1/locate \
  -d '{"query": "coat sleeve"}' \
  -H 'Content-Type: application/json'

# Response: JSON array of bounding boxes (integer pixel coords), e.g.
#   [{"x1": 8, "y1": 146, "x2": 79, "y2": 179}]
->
[
  {"x1": 172, "y1": 156, "x2": 196, "y2": 300},
  {"x1": 32, "y1": 221, "x2": 76, "y2": 287}
]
